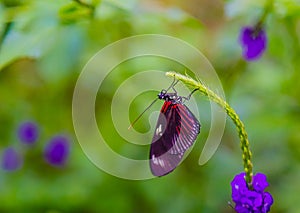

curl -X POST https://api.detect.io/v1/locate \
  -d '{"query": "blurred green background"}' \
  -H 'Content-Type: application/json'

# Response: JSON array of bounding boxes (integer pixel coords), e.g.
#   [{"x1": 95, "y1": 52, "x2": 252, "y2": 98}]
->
[{"x1": 0, "y1": 0, "x2": 299, "y2": 212}]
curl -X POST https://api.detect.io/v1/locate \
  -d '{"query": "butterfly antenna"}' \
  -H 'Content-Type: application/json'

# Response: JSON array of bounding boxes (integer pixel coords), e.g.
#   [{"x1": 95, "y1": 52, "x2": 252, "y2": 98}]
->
[{"x1": 128, "y1": 98, "x2": 159, "y2": 130}]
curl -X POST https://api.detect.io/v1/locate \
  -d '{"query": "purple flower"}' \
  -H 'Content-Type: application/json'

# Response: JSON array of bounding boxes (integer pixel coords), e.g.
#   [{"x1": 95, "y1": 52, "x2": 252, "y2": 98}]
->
[
  {"x1": 239, "y1": 26, "x2": 267, "y2": 61},
  {"x1": 44, "y1": 135, "x2": 70, "y2": 167},
  {"x1": 17, "y1": 121, "x2": 39, "y2": 145},
  {"x1": 1, "y1": 147, "x2": 23, "y2": 171},
  {"x1": 231, "y1": 172, "x2": 273, "y2": 213}
]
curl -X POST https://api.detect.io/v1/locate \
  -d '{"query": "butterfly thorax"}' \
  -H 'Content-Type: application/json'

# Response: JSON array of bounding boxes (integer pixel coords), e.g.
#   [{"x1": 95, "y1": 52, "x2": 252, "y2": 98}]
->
[{"x1": 158, "y1": 89, "x2": 182, "y2": 104}]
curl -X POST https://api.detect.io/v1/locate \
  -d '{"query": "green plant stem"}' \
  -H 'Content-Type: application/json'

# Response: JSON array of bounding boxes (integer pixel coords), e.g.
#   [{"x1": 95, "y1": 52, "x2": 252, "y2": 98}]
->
[
  {"x1": 166, "y1": 71, "x2": 253, "y2": 186},
  {"x1": 256, "y1": 0, "x2": 274, "y2": 29}
]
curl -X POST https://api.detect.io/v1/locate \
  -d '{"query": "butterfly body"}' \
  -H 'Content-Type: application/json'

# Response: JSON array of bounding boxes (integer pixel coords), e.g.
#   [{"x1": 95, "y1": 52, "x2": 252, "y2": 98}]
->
[{"x1": 150, "y1": 89, "x2": 201, "y2": 176}]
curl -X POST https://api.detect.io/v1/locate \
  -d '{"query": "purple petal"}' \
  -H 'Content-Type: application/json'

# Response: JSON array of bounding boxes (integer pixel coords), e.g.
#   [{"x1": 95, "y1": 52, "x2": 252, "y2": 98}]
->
[
  {"x1": 18, "y1": 121, "x2": 39, "y2": 145},
  {"x1": 231, "y1": 173, "x2": 249, "y2": 202},
  {"x1": 44, "y1": 135, "x2": 70, "y2": 167},
  {"x1": 248, "y1": 191, "x2": 263, "y2": 209},
  {"x1": 1, "y1": 147, "x2": 23, "y2": 171},
  {"x1": 243, "y1": 41, "x2": 266, "y2": 60},
  {"x1": 239, "y1": 27, "x2": 254, "y2": 46},
  {"x1": 253, "y1": 173, "x2": 269, "y2": 193},
  {"x1": 262, "y1": 192, "x2": 273, "y2": 212},
  {"x1": 235, "y1": 203, "x2": 251, "y2": 213},
  {"x1": 231, "y1": 173, "x2": 248, "y2": 192}
]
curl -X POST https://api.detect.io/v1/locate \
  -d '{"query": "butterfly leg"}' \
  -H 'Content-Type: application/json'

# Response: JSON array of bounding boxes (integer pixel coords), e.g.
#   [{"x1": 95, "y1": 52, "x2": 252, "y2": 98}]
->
[
  {"x1": 182, "y1": 88, "x2": 199, "y2": 103},
  {"x1": 170, "y1": 80, "x2": 180, "y2": 93},
  {"x1": 165, "y1": 75, "x2": 179, "y2": 92}
]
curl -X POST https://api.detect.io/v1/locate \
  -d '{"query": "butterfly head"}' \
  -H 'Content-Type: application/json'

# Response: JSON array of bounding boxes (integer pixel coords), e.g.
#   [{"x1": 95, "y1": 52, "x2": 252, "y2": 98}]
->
[
  {"x1": 158, "y1": 89, "x2": 167, "y2": 100},
  {"x1": 158, "y1": 89, "x2": 180, "y2": 103}
]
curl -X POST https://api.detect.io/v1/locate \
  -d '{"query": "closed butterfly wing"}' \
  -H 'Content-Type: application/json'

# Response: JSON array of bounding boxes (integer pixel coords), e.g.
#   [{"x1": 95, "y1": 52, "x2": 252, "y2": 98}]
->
[
  {"x1": 150, "y1": 101, "x2": 200, "y2": 176},
  {"x1": 169, "y1": 104, "x2": 201, "y2": 154}
]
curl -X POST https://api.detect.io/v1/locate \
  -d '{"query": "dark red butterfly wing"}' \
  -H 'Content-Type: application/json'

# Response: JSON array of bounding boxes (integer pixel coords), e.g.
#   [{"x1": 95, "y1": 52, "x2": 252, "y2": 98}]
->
[{"x1": 150, "y1": 101, "x2": 200, "y2": 176}]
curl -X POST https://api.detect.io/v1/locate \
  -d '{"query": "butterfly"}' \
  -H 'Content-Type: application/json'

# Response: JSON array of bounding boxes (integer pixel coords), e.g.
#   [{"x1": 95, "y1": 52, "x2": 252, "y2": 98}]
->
[
  {"x1": 150, "y1": 81, "x2": 201, "y2": 176},
  {"x1": 129, "y1": 78, "x2": 201, "y2": 176}
]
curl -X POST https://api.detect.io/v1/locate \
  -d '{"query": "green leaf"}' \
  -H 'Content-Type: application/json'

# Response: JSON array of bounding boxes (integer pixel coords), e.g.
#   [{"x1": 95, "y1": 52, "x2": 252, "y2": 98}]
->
[
  {"x1": 59, "y1": 1, "x2": 94, "y2": 24},
  {"x1": 0, "y1": 1, "x2": 62, "y2": 71}
]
